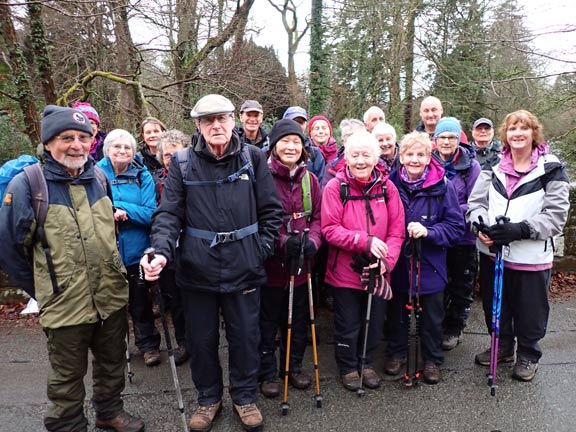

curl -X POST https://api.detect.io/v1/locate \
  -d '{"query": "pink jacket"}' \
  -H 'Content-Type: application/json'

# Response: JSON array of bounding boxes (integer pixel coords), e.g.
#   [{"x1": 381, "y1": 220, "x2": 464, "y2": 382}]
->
[{"x1": 322, "y1": 167, "x2": 405, "y2": 290}]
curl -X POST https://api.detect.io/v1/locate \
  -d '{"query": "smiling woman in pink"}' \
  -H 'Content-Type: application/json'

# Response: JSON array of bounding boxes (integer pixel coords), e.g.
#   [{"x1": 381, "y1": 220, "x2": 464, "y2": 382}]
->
[
  {"x1": 308, "y1": 115, "x2": 339, "y2": 163},
  {"x1": 321, "y1": 130, "x2": 405, "y2": 391},
  {"x1": 467, "y1": 110, "x2": 570, "y2": 382}
]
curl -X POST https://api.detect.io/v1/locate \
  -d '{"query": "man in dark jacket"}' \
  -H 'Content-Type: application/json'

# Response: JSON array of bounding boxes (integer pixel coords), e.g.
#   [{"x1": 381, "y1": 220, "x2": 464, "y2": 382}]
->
[
  {"x1": 0, "y1": 105, "x2": 143, "y2": 432},
  {"x1": 141, "y1": 94, "x2": 283, "y2": 432},
  {"x1": 237, "y1": 99, "x2": 268, "y2": 148},
  {"x1": 470, "y1": 117, "x2": 502, "y2": 168}
]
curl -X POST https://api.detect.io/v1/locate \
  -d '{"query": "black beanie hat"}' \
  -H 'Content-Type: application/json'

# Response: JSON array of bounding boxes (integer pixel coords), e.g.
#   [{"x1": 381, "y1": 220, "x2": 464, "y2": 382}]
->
[
  {"x1": 268, "y1": 119, "x2": 305, "y2": 151},
  {"x1": 41, "y1": 105, "x2": 93, "y2": 144}
]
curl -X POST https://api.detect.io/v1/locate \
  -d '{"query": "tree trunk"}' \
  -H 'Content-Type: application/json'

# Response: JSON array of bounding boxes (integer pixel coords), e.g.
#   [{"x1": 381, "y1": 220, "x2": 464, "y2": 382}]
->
[
  {"x1": 309, "y1": 0, "x2": 326, "y2": 114},
  {"x1": 403, "y1": 0, "x2": 419, "y2": 133},
  {"x1": 0, "y1": 3, "x2": 40, "y2": 145},
  {"x1": 27, "y1": 0, "x2": 56, "y2": 105}
]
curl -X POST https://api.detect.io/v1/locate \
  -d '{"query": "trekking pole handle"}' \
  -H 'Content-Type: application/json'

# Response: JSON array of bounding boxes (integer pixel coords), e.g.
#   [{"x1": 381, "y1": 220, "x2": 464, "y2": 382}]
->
[
  {"x1": 299, "y1": 228, "x2": 310, "y2": 275},
  {"x1": 289, "y1": 231, "x2": 300, "y2": 276},
  {"x1": 495, "y1": 215, "x2": 510, "y2": 225},
  {"x1": 144, "y1": 247, "x2": 156, "y2": 263}
]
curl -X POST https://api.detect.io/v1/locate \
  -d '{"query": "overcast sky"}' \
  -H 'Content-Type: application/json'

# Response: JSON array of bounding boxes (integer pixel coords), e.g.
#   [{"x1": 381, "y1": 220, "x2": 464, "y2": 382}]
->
[{"x1": 252, "y1": 0, "x2": 576, "y2": 75}]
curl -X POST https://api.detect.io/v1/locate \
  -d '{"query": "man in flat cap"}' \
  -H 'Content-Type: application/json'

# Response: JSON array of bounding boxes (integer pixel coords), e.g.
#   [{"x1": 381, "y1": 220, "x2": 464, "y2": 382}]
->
[
  {"x1": 0, "y1": 105, "x2": 143, "y2": 432},
  {"x1": 141, "y1": 94, "x2": 283, "y2": 432},
  {"x1": 238, "y1": 99, "x2": 268, "y2": 148},
  {"x1": 470, "y1": 117, "x2": 502, "y2": 167}
]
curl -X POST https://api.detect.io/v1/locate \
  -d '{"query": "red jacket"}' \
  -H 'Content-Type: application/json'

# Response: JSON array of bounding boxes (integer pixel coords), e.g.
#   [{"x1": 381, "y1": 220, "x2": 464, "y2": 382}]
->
[
  {"x1": 264, "y1": 158, "x2": 323, "y2": 288},
  {"x1": 322, "y1": 166, "x2": 405, "y2": 291}
]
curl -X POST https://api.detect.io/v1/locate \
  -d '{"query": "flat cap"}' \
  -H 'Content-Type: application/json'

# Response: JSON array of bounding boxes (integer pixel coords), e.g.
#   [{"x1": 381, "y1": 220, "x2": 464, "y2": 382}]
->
[{"x1": 190, "y1": 94, "x2": 235, "y2": 118}]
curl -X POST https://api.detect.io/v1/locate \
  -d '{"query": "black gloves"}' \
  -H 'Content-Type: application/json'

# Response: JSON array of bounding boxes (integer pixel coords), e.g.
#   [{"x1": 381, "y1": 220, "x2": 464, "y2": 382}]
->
[
  {"x1": 285, "y1": 236, "x2": 301, "y2": 258},
  {"x1": 303, "y1": 239, "x2": 317, "y2": 259},
  {"x1": 489, "y1": 222, "x2": 530, "y2": 246},
  {"x1": 350, "y1": 252, "x2": 373, "y2": 274}
]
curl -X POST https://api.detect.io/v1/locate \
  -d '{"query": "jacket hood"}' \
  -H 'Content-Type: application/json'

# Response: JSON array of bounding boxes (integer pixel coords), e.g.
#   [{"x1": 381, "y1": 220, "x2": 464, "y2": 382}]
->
[{"x1": 43, "y1": 152, "x2": 98, "y2": 183}]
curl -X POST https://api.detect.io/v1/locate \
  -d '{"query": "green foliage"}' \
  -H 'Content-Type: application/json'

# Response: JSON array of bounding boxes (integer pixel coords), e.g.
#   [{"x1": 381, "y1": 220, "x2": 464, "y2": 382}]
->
[{"x1": 0, "y1": 113, "x2": 34, "y2": 166}]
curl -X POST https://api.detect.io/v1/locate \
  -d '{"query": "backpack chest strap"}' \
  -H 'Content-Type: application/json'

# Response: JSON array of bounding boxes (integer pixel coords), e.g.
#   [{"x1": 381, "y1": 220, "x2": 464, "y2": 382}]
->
[{"x1": 185, "y1": 222, "x2": 259, "y2": 247}]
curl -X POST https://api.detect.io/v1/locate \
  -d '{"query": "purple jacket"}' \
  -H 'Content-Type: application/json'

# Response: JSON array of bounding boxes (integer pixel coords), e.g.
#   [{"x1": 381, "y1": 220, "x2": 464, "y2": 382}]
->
[
  {"x1": 432, "y1": 145, "x2": 481, "y2": 246},
  {"x1": 389, "y1": 158, "x2": 465, "y2": 295},
  {"x1": 264, "y1": 158, "x2": 322, "y2": 288},
  {"x1": 322, "y1": 166, "x2": 405, "y2": 291}
]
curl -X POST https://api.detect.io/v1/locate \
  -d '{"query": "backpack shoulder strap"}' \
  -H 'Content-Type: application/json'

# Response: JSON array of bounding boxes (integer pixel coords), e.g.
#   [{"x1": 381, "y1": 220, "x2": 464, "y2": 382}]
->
[
  {"x1": 23, "y1": 163, "x2": 59, "y2": 294},
  {"x1": 240, "y1": 145, "x2": 256, "y2": 184},
  {"x1": 24, "y1": 163, "x2": 48, "y2": 228},
  {"x1": 176, "y1": 148, "x2": 190, "y2": 181},
  {"x1": 339, "y1": 181, "x2": 349, "y2": 205},
  {"x1": 302, "y1": 171, "x2": 312, "y2": 214}
]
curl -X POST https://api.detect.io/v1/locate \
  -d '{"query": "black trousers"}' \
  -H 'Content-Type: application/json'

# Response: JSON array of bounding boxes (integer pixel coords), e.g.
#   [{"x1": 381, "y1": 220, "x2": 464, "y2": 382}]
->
[
  {"x1": 259, "y1": 283, "x2": 308, "y2": 381},
  {"x1": 479, "y1": 253, "x2": 551, "y2": 362},
  {"x1": 182, "y1": 287, "x2": 260, "y2": 406},
  {"x1": 126, "y1": 265, "x2": 160, "y2": 353},
  {"x1": 385, "y1": 290, "x2": 444, "y2": 365},
  {"x1": 333, "y1": 287, "x2": 386, "y2": 376},
  {"x1": 159, "y1": 268, "x2": 186, "y2": 346},
  {"x1": 444, "y1": 245, "x2": 477, "y2": 334}
]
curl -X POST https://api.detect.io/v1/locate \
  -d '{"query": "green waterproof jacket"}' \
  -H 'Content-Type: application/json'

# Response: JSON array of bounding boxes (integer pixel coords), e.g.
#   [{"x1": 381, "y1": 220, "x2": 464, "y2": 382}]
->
[{"x1": 0, "y1": 153, "x2": 128, "y2": 329}]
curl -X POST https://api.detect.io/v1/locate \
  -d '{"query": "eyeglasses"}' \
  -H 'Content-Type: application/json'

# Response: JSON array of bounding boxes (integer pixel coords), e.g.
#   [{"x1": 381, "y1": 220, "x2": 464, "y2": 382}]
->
[
  {"x1": 110, "y1": 144, "x2": 133, "y2": 152},
  {"x1": 55, "y1": 134, "x2": 93, "y2": 144},
  {"x1": 436, "y1": 135, "x2": 458, "y2": 142},
  {"x1": 199, "y1": 114, "x2": 232, "y2": 125},
  {"x1": 162, "y1": 153, "x2": 175, "y2": 160}
]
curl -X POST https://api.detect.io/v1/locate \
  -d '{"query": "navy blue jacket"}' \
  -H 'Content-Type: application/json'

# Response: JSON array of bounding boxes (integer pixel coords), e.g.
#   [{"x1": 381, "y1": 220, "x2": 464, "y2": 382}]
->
[{"x1": 389, "y1": 158, "x2": 465, "y2": 295}]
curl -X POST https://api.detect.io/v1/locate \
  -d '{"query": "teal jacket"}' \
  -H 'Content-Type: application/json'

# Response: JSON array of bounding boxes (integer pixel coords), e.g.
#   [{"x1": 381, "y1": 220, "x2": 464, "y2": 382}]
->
[{"x1": 97, "y1": 156, "x2": 156, "y2": 267}]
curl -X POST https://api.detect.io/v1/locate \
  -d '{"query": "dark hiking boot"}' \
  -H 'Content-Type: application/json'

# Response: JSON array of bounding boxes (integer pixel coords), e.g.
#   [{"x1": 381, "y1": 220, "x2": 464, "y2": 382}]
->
[
  {"x1": 474, "y1": 347, "x2": 514, "y2": 366},
  {"x1": 233, "y1": 403, "x2": 263, "y2": 431},
  {"x1": 95, "y1": 410, "x2": 144, "y2": 432},
  {"x1": 188, "y1": 401, "x2": 222, "y2": 432},
  {"x1": 361, "y1": 367, "x2": 382, "y2": 389},
  {"x1": 173, "y1": 346, "x2": 189, "y2": 366},
  {"x1": 341, "y1": 371, "x2": 361, "y2": 391},
  {"x1": 289, "y1": 371, "x2": 311, "y2": 389},
  {"x1": 383, "y1": 356, "x2": 407, "y2": 376},
  {"x1": 423, "y1": 361, "x2": 441, "y2": 384},
  {"x1": 512, "y1": 357, "x2": 539, "y2": 382},
  {"x1": 143, "y1": 350, "x2": 161, "y2": 367},
  {"x1": 260, "y1": 380, "x2": 281, "y2": 398},
  {"x1": 442, "y1": 333, "x2": 461, "y2": 351}
]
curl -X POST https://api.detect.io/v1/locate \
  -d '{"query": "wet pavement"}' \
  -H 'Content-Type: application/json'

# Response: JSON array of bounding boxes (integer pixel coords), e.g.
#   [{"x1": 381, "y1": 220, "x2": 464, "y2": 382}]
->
[{"x1": 1, "y1": 297, "x2": 575, "y2": 432}]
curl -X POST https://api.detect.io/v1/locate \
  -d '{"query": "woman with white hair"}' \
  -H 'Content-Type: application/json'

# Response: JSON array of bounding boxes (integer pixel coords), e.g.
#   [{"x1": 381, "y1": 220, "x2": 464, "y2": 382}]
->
[
  {"x1": 321, "y1": 130, "x2": 405, "y2": 391},
  {"x1": 97, "y1": 129, "x2": 161, "y2": 367},
  {"x1": 372, "y1": 122, "x2": 399, "y2": 174}
]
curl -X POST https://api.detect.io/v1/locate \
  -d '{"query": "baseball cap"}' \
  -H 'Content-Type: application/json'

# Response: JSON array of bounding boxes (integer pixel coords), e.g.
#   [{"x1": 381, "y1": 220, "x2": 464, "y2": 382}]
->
[
  {"x1": 240, "y1": 100, "x2": 263, "y2": 113},
  {"x1": 283, "y1": 106, "x2": 308, "y2": 121},
  {"x1": 473, "y1": 118, "x2": 493, "y2": 129}
]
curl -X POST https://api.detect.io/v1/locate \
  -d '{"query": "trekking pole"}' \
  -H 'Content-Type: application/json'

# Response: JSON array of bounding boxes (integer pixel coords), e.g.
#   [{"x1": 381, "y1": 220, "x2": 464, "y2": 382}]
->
[
  {"x1": 403, "y1": 238, "x2": 422, "y2": 388},
  {"x1": 282, "y1": 230, "x2": 300, "y2": 416},
  {"x1": 357, "y1": 257, "x2": 378, "y2": 397},
  {"x1": 488, "y1": 216, "x2": 508, "y2": 396},
  {"x1": 302, "y1": 229, "x2": 322, "y2": 408},
  {"x1": 125, "y1": 332, "x2": 134, "y2": 384},
  {"x1": 144, "y1": 248, "x2": 188, "y2": 432}
]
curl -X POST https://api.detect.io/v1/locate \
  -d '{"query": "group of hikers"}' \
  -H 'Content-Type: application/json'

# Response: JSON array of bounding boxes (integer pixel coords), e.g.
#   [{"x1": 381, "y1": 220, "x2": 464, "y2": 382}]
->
[{"x1": 0, "y1": 94, "x2": 570, "y2": 432}]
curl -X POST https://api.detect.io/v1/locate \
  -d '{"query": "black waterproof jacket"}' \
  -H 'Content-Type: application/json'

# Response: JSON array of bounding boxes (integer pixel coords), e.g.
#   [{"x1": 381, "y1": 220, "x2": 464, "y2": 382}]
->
[{"x1": 150, "y1": 132, "x2": 283, "y2": 293}]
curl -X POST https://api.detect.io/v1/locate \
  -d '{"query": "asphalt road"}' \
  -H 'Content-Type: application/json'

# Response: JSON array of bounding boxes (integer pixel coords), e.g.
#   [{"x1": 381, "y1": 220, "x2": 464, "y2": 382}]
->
[{"x1": 1, "y1": 297, "x2": 575, "y2": 432}]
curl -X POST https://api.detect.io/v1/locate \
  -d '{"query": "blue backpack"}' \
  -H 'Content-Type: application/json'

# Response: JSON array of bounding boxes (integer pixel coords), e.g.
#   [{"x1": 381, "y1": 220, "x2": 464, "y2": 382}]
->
[{"x1": 0, "y1": 155, "x2": 39, "y2": 207}]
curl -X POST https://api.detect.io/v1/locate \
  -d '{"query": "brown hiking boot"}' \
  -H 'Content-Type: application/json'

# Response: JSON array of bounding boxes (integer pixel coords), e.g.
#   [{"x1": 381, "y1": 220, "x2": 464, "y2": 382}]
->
[
  {"x1": 341, "y1": 371, "x2": 361, "y2": 391},
  {"x1": 423, "y1": 361, "x2": 441, "y2": 384},
  {"x1": 143, "y1": 350, "x2": 161, "y2": 367},
  {"x1": 474, "y1": 347, "x2": 514, "y2": 366},
  {"x1": 289, "y1": 371, "x2": 311, "y2": 389},
  {"x1": 260, "y1": 379, "x2": 281, "y2": 398},
  {"x1": 95, "y1": 410, "x2": 144, "y2": 432},
  {"x1": 173, "y1": 346, "x2": 189, "y2": 366},
  {"x1": 361, "y1": 367, "x2": 382, "y2": 389},
  {"x1": 233, "y1": 403, "x2": 263, "y2": 431},
  {"x1": 188, "y1": 401, "x2": 222, "y2": 432},
  {"x1": 383, "y1": 356, "x2": 407, "y2": 376},
  {"x1": 512, "y1": 357, "x2": 539, "y2": 382}
]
